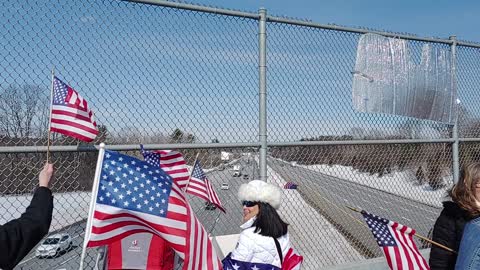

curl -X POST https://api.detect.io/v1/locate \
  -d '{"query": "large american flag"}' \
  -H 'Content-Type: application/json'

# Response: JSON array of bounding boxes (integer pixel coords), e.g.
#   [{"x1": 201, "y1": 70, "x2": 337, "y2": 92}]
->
[
  {"x1": 85, "y1": 150, "x2": 222, "y2": 270},
  {"x1": 361, "y1": 211, "x2": 430, "y2": 270},
  {"x1": 141, "y1": 146, "x2": 190, "y2": 189},
  {"x1": 187, "y1": 160, "x2": 225, "y2": 213},
  {"x1": 50, "y1": 76, "x2": 98, "y2": 142}
]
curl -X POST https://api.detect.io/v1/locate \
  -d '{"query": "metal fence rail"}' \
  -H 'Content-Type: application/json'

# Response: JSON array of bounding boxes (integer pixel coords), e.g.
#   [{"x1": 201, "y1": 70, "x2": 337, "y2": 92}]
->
[{"x1": 2, "y1": 0, "x2": 480, "y2": 269}]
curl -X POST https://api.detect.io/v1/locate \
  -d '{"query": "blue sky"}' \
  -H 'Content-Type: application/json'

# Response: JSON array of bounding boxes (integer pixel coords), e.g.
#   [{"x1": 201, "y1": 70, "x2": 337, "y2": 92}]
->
[
  {"x1": 192, "y1": 0, "x2": 479, "y2": 42},
  {"x1": 1, "y1": 0, "x2": 479, "y2": 143}
]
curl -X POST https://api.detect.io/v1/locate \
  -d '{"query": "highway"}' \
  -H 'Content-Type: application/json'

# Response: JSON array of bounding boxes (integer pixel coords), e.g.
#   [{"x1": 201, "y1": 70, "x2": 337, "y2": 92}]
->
[
  {"x1": 189, "y1": 157, "x2": 259, "y2": 236},
  {"x1": 267, "y1": 158, "x2": 442, "y2": 257},
  {"x1": 15, "y1": 220, "x2": 99, "y2": 270}
]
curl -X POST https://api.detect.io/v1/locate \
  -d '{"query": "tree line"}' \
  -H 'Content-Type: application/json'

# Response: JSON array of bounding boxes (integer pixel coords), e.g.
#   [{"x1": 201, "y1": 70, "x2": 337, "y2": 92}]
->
[{"x1": 1, "y1": 83, "x2": 480, "y2": 193}]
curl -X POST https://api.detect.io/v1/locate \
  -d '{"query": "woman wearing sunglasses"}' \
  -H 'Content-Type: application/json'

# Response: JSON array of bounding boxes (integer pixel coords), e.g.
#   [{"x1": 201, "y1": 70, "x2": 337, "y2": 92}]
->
[{"x1": 222, "y1": 180, "x2": 294, "y2": 270}]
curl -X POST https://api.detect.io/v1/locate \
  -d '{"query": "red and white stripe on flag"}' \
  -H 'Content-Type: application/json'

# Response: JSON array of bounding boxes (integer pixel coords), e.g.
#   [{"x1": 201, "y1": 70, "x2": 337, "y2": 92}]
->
[
  {"x1": 186, "y1": 161, "x2": 225, "y2": 213},
  {"x1": 185, "y1": 203, "x2": 222, "y2": 270},
  {"x1": 50, "y1": 76, "x2": 98, "y2": 142},
  {"x1": 382, "y1": 222, "x2": 430, "y2": 270},
  {"x1": 141, "y1": 148, "x2": 190, "y2": 189},
  {"x1": 362, "y1": 211, "x2": 430, "y2": 270},
  {"x1": 158, "y1": 150, "x2": 190, "y2": 189}
]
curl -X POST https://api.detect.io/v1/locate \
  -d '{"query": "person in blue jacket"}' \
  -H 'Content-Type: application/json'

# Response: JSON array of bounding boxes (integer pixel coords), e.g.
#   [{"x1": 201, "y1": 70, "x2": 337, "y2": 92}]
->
[
  {"x1": 430, "y1": 163, "x2": 480, "y2": 270},
  {"x1": 455, "y1": 215, "x2": 480, "y2": 269}
]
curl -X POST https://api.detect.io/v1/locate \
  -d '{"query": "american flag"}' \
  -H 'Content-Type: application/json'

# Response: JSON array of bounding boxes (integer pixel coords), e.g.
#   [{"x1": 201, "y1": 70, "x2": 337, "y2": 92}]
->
[
  {"x1": 361, "y1": 211, "x2": 430, "y2": 270},
  {"x1": 50, "y1": 76, "x2": 98, "y2": 142},
  {"x1": 141, "y1": 146, "x2": 190, "y2": 189},
  {"x1": 283, "y1": 181, "x2": 298, "y2": 189},
  {"x1": 223, "y1": 255, "x2": 280, "y2": 270},
  {"x1": 85, "y1": 150, "x2": 222, "y2": 270},
  {"x1": 187, "y1": 160, "x2": 225, "y2": 213}
]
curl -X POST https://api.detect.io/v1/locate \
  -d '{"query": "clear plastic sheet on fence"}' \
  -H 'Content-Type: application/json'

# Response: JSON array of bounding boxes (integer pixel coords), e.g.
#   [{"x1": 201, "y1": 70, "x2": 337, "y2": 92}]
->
[{"x1": 352, "y1": 33, "x2": 456, "y2": 124}]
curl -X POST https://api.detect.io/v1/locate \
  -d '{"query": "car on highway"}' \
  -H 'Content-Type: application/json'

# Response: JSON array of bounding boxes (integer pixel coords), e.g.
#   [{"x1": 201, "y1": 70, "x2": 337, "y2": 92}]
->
[
  {"x1": 221, "y1": 183, "x2": 229, "y2": 190},
  {"x1": 232, "y1": 165, "x2": 242, "y2": 177},
  {"x1": 205, "y1": 202, "x2": 216, "y2": 210},
  {"x1": 35, "y1": 233, "x2": 73, "y2": 258}
]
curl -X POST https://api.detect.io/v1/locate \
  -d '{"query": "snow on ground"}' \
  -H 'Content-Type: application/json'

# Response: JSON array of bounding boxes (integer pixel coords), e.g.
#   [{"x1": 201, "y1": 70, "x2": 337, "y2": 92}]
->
[
  {"x1": 0, "y1": 191, "x2": 90, "y2": 232},
  {"x1": 299, "y1": 163, "x2": 450, "y2": 207},
  {"x1": 259, "y1": 157, "x2": 363, "y2": 268},
  {"x1": 188, "y1": 158, "x2": 240, "y2": 173}
]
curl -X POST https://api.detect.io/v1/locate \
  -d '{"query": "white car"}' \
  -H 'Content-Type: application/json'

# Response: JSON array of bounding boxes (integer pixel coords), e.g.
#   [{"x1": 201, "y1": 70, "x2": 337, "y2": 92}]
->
[
  {"x1": 36, "y1": 233, "x2": 72, "y2": 258},
  {"x1": 232, "y1": 165, "x2": 242, "y2": 177},
  {"x1": 221, "y1": 183, "x2": 229, "y2": 190}
]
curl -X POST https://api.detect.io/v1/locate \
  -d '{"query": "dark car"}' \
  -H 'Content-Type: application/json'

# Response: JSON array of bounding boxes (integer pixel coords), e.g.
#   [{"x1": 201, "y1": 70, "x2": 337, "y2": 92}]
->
[{"x1": 205, "y1": 202, "x2": 216, "y2": 210}]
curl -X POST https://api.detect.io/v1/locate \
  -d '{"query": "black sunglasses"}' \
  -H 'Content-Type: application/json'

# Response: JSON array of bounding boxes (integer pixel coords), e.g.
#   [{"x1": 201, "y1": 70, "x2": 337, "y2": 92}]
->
[{"x1": 242, "y1": 201, "x2": 257, "y2": 207}]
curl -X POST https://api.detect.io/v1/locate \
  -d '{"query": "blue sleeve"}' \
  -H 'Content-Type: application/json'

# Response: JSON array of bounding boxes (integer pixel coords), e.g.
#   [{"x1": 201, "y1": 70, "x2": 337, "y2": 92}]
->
[{"x1": 455, "y1": 218, "x2": 480, "y2": 270}]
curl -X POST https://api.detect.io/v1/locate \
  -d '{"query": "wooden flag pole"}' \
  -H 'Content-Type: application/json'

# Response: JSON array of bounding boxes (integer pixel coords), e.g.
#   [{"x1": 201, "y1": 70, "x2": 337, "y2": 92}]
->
[
  {"x1": 46, "y1": 68, "x2": 55, "y2": 163},
  {"x1": 413, "y1": 233, "x2": 456, "y2": 254},
  {"x1": 346, "y1": 205, "x2": 456, "y2": 254}
]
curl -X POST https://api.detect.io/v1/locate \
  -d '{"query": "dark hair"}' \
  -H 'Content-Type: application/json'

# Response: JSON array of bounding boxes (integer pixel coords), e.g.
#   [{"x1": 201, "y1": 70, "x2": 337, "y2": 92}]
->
[
  {"x1": 449, "y1": 162, "x2": 480, "y2": 217},
  {"x1": 252, "y1": 202, "x2": 288, "y2": 238}
]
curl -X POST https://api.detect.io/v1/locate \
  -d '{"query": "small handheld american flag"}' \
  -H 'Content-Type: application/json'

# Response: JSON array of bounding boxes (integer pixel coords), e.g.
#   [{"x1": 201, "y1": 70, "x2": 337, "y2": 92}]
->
[
  {"x1": 284, "y1": 181, "x2": 298, "y2": 189},
  {"x1": 361, "y1": 211, "x2": 430, "y2": 270},
  {"x1": 187, "y1": 160, "x2": 225, "y2": 213},
  {"x1": 50, "y1": 76, "x2": 98, "y2": 142}
]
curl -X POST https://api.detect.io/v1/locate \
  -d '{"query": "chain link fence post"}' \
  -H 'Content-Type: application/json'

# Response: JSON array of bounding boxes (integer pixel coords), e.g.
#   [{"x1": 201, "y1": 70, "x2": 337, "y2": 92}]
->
[
  {"x1": 258, "y1": 7, "x2": 268, "y2": 182},
  {"x1": 450, "y1": 35, "x2": 459, "y2": 184}
]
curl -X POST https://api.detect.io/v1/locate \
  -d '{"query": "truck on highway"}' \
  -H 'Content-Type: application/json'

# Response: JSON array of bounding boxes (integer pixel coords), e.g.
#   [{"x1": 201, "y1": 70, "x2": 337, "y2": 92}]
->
[
  {"x1": 232, "y1": 165, "x2": 242, "y2": 177},
  {"x1": 221, "y1": 151, "x2": 232, "y2": 162}
]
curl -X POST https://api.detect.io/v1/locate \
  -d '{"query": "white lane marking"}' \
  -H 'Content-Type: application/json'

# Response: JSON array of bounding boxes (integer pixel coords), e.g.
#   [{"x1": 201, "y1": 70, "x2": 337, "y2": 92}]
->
[
  {"x1": 18, "y1": 255, "x2": 36, "y2": 265},
  {"x1": 59, "y1": 254, "x2": 77, "y2": 266}
]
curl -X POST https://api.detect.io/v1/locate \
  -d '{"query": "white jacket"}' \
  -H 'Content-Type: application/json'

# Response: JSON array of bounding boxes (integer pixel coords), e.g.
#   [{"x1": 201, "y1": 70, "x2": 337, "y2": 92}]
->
[{"x1": 230, "y1": 217, "x2": 291, "y2": 268}]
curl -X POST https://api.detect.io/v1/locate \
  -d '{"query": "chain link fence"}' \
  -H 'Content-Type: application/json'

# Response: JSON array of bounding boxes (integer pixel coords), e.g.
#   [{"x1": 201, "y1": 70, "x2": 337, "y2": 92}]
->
[{"x1": 2, "y1": 0, "x2": 480, "y2": 269}]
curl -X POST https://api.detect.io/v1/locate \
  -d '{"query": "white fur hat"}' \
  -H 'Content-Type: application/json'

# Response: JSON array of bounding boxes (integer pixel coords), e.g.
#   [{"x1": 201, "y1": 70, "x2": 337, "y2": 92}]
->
[{"x1": 238, "y1": 180, "x2": 282, "y2": 209}]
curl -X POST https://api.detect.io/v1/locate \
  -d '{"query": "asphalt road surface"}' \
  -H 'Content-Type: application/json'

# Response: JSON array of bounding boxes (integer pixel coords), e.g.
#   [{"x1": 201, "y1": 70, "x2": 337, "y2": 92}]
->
[
  {"x1": 15, "y1": 220, "x2": 100, "y2": 270},
  {"x1": 268, "y1": 158, "x2": 442, "y2": 257},
  {"x1": 189, "y1": 157, "x2": 259, "y2": 236}
]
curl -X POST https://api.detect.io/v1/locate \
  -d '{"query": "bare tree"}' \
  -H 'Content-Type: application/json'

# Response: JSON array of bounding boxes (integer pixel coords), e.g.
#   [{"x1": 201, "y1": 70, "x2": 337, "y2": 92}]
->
[
  {"x1": 110, "y1": 126, "x2": 168, "y2": 144},
  {"x1": 0, "y1": 85, "x2": 48, "y2": 139}
]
